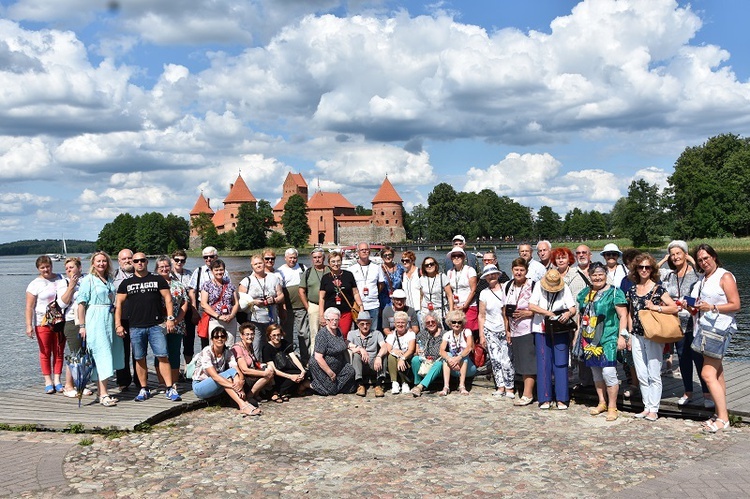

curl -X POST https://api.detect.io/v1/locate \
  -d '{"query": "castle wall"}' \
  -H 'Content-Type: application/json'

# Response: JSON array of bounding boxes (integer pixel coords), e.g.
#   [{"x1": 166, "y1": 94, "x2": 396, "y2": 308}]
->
[{"x1": 338, "y1": 225, "x2": 406, "y2": 246}]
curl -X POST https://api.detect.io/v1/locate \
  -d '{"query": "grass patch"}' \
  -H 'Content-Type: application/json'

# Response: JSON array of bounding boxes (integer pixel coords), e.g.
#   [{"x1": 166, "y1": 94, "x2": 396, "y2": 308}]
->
[
  {"x1": 64, "y1": 423, "x2": 85, "y2": 434},
  {"x1": 0, "y1": 423, "x2": 39, "y2": 432},
  {"x1": 134, "y1": 422, "x2": 152, "y2": 433},
  {"x1": 78, "y1": 437, "x2": 94, "y2": 446}
]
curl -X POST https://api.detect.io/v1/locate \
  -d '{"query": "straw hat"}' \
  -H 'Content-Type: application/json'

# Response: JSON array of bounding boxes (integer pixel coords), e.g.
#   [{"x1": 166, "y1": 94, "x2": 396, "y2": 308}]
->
[{"x1": 540, "y1": 269, "x2": 565, "y2": 293}]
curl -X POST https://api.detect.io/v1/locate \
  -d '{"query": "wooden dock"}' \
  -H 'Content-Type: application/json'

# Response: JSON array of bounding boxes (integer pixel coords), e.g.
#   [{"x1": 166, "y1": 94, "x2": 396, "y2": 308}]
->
[
  {"x1": 1, "y1": 361, "x2": 748, "y2": 432},
  {"x1": 0, "y1": 374, "x2": 205, "y2": 432}
]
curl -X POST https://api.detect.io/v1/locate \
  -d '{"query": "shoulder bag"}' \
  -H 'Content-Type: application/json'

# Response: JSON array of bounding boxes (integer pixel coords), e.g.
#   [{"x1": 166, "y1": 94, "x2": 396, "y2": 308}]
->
[
  {"x1": 197, "y1": 283, "x2": 227, "y2": 339},
  {"x1": 637, "y1": 287, "x2": 682, "y2": 343}
]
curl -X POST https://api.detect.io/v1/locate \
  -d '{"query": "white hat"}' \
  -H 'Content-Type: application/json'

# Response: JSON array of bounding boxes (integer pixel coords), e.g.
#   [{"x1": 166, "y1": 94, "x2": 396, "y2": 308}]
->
[
  {"x1": 392, "y1": 289, "x2": 407, "y2": 299},
  {"x1": 600, "y1": 243, "x2": 622, "y2": 257},
  {"x1": 452, "y1": 234, "x2": 466, "y2": 242},
  {"x1": 448, "y1": 247, "x2": 466, "y2": 258},
  {"x1": 480, "y1": 264, "x2": 501, "y2": 280}
]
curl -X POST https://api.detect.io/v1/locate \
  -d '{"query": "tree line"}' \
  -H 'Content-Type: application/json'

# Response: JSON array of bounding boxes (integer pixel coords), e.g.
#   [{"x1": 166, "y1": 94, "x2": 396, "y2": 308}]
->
[{"x1": 0, "y1": 239, "x2": 96, "y2": 256}]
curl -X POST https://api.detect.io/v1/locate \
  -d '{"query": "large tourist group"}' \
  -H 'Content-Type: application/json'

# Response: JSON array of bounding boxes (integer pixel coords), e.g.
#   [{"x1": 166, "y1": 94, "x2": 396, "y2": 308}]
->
[{"x1": 25, "y1": 236, "x2": 740, "y2": 432}]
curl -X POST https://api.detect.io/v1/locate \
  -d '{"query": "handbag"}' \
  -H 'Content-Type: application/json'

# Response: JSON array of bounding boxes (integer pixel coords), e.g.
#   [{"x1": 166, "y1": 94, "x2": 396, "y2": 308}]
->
[
  {"x1": 418, "y1": 358, "x2": 435, "y2": 376},
  {"x1": 42, "y1": 293, "x2": 65, "y2": 327},
  {"x1": 472, "y1": 344, "x2": 487, "y2": 368},
  {"x1": 185, "y1": 353, "x2": 201, "y2": 379},
  {"x1": 638, "y1": 309, "x2": 682, "y2": 343},
  {"x1": 544, "y1": 308, "x2": 577, "y2": 335},
  {"x1": 197, "y1": 284, "x2": 227, "y2": 339},
  {"x1": 691, "y1": 323, "x2": 734, "y2": 359}
]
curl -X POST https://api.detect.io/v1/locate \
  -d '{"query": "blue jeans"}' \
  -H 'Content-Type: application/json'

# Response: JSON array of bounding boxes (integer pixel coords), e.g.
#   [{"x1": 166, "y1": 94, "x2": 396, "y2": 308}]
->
[
  {"x1": 130, "y1": 325, "x2": 168, "y2": 360},
  {"x1": 535, "y1": 332, "x2": 569, "y2": 403},
  {"x1": 192, "y1": 368, "x2": 238, "y2": 399},
  {"x1": 676, "y1": 326, "x2": 708, "y2": 394}
]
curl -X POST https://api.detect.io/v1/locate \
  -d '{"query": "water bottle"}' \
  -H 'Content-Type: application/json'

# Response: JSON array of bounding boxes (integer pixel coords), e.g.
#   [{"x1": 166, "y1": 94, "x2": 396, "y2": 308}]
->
[{"x1": 417, "y1": 339, "x2": 425, "y2": 360}]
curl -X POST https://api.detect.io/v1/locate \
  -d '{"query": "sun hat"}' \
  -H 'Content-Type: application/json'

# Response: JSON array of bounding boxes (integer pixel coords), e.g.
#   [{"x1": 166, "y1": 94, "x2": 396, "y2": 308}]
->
[
  {"x1": 391, "y1": 289, "x2": 407, "y2": 299},
  {"x1": 448, "y1": 247, "x2": 466, "y2": 258},
  {"x1": 600, "y1": 243, "x2": 622, "y2": 257},
  {"x1": 356, "y1": 310, "x2": 372, "y2": 322},
  {"x1": 540, "y1": 269, "x2": 565, "y2": 293},
  {"x1": 480, "y1": 264, "x2": 501, "y2": 280},
  {"x1": 452, "y1": 235, "x2": 466, "y2": 243}
]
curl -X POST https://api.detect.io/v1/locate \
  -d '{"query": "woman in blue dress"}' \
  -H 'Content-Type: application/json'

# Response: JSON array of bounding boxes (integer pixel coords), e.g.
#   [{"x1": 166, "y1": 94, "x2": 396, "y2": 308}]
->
[{"x1": 76, "y1": 251, "x2": 124, "y2": 407}]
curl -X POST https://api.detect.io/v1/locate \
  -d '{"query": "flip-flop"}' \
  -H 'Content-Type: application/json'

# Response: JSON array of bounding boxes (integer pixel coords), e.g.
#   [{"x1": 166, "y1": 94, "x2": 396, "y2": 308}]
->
[
  {"x1": 54, "y1": 383, "x2": 64, "y2": 392},
  {"x1": 281, "y1": 394, "x2": 290, "y2": 402},
  {"x1": 240, "y1": 404, "x2": 262, "y2": 417},
  {"x1": 45, "y1": 385, "x2": 55, "y2": 394}
]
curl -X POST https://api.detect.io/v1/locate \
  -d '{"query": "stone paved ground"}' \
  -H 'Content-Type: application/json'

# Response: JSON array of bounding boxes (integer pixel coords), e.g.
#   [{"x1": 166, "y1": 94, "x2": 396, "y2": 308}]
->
[{"x1": 4, "y1": 384, "x2": 748, "y2": 498}]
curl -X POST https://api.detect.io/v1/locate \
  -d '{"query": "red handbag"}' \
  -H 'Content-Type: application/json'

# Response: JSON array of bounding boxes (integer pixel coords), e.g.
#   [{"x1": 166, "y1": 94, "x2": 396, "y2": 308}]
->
[
  {"x1": 197, "y1": 284, "x2": 227, "y2": 338},
  {"x1": 472, "y1": 344, "x2": 487, "y2": 368}
]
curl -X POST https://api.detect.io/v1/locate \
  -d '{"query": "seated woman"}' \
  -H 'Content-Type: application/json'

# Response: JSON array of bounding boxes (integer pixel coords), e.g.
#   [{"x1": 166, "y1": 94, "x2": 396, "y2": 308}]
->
[
  {"x1": 386, "y1": 311, "x2": 417, "y2": 394},
  {"x1": 232, "y1": 322, "x2": 275, "y2": 402},
  {"x1": 308, "y1": 308, "x2": 356, "y2": 395},
  {"x1": 191, "y1": 326, "x2": 260, "y2": 417},
  {"x1": 439, "y1": 309, "x2": 476, "y2": 396},
  {"x1": 410, "y1": 311, "x2": 445, "y2": 397},
  {"x1": 262, "y1": 324, "x2": 310, "y2": 402}
]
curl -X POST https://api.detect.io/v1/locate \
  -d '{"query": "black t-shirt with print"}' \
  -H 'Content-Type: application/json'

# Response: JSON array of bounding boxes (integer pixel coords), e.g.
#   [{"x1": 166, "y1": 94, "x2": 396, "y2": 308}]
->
[{"x1": 118, "y1": 273, "x2": 169, "y2": 328}]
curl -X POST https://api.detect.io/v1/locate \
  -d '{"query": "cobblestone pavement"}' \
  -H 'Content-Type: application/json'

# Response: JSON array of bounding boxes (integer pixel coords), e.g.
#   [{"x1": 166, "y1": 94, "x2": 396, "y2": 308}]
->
[
  {"x1": 0, "y1": 432, "x2": 79, "y2": 497},
  {"x1": 6, "y1": 384, "x2": 748, "y2": 498}
]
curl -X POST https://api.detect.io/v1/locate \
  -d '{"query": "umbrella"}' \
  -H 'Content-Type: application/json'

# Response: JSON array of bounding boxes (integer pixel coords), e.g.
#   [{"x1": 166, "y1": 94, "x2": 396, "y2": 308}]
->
[{"x1": 65, "y1": 339, "x2": 95, "y2": 408}]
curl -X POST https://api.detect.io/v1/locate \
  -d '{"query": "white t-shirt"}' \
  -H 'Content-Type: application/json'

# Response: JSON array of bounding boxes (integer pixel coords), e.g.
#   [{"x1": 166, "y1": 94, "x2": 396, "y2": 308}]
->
[
  {"x1": 479, "y1": 288, "x2": 505, "y2": 333},
  {"x1": 350, "y1": 261, "x2": 385, "y2": 310},
  {"x1": 56, "y1": 275, "x2": 83, "y2": 322},
  {"x1": 26, "y1": 275, "x2": 63, "y2": 326},
  {"x1": 386, "y1": 330, "x2": 416, "y2": 355},
  {"x1": 401, "y1": 268, "x2": 422, "y2": 310},
  {"x1": 526, "y1": 260, "x2": 547, "y2": 283},
  {"x1": 447, "y1": 266, "x2": 477, "y2": 307},
  {"x1": 419, "y1": 274, "x2": 449, "y2": 311},
  {"x1": 240, "y1": 273, "x2": 282, "y2": 323},
  {"x1": 529, "y1": 284, "x2": 576, "y2": 334},
  {"x1": 442, "y1": 328, "x2": 473, "y2": 356}
]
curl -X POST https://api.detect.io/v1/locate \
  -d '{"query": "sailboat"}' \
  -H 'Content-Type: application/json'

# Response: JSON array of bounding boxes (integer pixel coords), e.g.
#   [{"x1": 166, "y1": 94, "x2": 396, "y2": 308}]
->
[{"x1": 47, "y1": 235, "x2": 67, "y2": 261}]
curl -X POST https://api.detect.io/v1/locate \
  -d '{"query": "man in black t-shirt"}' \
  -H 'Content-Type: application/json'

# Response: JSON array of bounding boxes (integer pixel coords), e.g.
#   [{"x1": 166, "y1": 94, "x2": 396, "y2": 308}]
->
[{"x1": 115, "y1": 252, "x2": 180, "y2": 403}]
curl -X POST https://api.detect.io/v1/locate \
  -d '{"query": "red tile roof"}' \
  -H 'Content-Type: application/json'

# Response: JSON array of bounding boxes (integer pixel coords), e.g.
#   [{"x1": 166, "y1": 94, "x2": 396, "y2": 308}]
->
[
  {"x1": 288, "y1": 173, "x2": 308, "y2": 188},
  {"x1": 372, "y1": 177, "x2": 403, "y2": 203},
  {"x1": 212, "y1": 209, "x2": 226, "y2": 228},
  {"x1": 224, "y1": 175, "x2": 257, "y2": 204},
  {"x1": 307, "y1": 191, "x2": 355, "y2": 210},
  {"x1": 189, "y1": 193, "x2": 214, "y2": 216}
]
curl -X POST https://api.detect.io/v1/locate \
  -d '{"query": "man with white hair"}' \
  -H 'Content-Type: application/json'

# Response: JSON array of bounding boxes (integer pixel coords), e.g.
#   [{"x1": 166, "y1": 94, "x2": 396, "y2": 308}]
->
[
  {"x1": 277, "y1": 247, "x2": 308, "y2": 362},
  {"x1": 350, "y1": 242, "x2": 385, "y2": 332},
  {"x1": 518, "y1": 243, "x2": 547, "y2": 283},
  {"x1": 536, "y1": 240, "x2": 553, "y2": 269},
  {"x1": 300, "y1": 247, "x2": 327, "y2": 361}
]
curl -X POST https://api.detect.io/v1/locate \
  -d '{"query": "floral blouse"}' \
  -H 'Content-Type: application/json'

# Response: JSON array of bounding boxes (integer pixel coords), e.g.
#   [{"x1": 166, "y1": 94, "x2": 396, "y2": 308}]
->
[{"x1": 627, "y1": 283, "x2": 667, "y2": 336}]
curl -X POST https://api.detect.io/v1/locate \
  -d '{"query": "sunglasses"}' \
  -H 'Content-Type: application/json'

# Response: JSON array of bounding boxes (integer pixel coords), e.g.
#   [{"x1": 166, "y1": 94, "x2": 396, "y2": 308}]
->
[
  {"x1": 425, "y1": 262, "x2": 436, "y2": 267},
  {"x1": 203, "y1": 255, "x2": 216, "y2": 260},
  {"x1": 133, "y1": 258, "x2": 147, "y2": 264},
  {"x1": 264, "y1": 257, "x2": 276, "y2": 261},
  {"x1": 602, "y1": 253, "x2": 618, "y2": 258},
  {"x1": 450, "y1": 254, "x2": 463, "y2": 259},
  {"x1": 212, "y1": 335, "x2": 228, "y2": 340},
  {"x1": 424, "y1": 321, "x2": 437, "y2": 326},
  {"x1": 382, "y1": 253, "x2": 393, "y2": 258},
  {"x1": 173, "y1": 257, "x2": 186, "y2": 263},
  {"x1": 637, "y1": 265, "x2": 652, "y2": 271},
  {"x1": 575, "y1": 251, "x2": 588, "y2": 255},
  {"x1": 450, "y1": 321, "x2": 463, "y2": 325},
  {"x1": 401, "y1": 259, "x2": 411, "y2": 263}
]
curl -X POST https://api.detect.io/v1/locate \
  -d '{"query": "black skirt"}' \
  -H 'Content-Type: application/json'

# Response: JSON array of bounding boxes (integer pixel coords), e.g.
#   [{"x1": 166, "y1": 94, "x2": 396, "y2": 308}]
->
[{"x1": 511, "y1": 333, "x2": 536, "y2": 375}]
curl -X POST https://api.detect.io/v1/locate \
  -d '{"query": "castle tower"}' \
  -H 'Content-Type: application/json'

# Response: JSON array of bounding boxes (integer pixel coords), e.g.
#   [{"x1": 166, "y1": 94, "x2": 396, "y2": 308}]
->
[
  {"x1": 370, "y1": 177, "x2": 403, "y2": 228},
  {"x1": 273, "y1": 172, "x2": 308, "y2": 225},
  {"x1": 189, "y1": 193, "x2": 214, "y2": 237},
  {"x1": 222, "y1": 174, "x2": 257, "y2": 231}
]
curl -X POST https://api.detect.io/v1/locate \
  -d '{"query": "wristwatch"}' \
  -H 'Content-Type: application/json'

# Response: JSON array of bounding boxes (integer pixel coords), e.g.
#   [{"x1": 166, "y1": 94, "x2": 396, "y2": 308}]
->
[
  {"x1": 619, "y1": 329, "x2": 630, "y2": 340},
  {"x1": 167, "y1": 315, "x2": 175, "y2": 321}
]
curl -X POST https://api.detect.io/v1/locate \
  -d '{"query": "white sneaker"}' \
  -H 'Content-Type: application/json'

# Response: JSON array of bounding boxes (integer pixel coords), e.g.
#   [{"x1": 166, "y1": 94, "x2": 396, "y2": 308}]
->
[
  {"x1": 505, "y1": 392, "x2": 516, "y2": 400},
  {"x1": 401, "y1": 382, "x2": 410, "y2": 394},
  {"x1": 391, "y1": 381, "x2": 400, "y2": 394}
]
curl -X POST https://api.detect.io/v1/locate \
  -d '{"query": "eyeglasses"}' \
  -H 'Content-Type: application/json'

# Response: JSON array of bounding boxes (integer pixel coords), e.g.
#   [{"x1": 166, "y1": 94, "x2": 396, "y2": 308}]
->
[
  {"x1": 401, "y1": 259, "x2": 411, "y2": 263},
  {"x1": 326, "y1": 317, "x2": 340, "y2": 321},
  {"x1": 156, "y1": 265, "x2": 171, "y2": 270},
  {"x1": 450, "y1": 321, "x2": 463, "y2": 325},
  {"x1": 203, "y1": 255, "x2": 216, "y2": 260},
  {"x1": 425, "y1": 262, "x2": 436, "y2": 267},
  {"x1": 212, "y1": 335, "x2": 227, "y2": 340},
  {"x1": 173, "y1": 257, "x2": 186, "y2": 263},
  {"x1": 241, "y1": 332, "x2": 254, "y2": 337},
  {"x1": 637, "y1": 265, "x2": 652, "y2": 271},
  {"x1": 602, "y1": 253, "x2": 618, "y2": 258},
  {"x1": 424, "y1": 321, "x2": 437, "y2": 326},
  {"x1": 575, "y1": 251, "x2": 589, "y2": 255},
  {"x1": 382, "y1": 253, "x2": 393, "y2": 258},
  {"x1": 264, "y1": 257, "x2": 276, "y2": 261},
  {"x1": 133, "y1": 258, "x2": 147, "y2": 264},
  {"x1": 451, "y1": 254, "x2": 463, "y2": 259},
  {"x1": 697, "y1": 256, "x2": 712, "y2": 263}
]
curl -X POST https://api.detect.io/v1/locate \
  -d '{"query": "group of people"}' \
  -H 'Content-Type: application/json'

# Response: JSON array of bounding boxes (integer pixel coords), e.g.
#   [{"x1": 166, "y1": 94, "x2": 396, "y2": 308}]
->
[{"x1": 24, "y1": 237, "x2": 740, "y2": 431}]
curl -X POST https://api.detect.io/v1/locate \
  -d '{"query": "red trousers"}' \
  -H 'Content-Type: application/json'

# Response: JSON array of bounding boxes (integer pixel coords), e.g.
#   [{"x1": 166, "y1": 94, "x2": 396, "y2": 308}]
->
[{"x1": 35, "y1": 325, "x2": 65, "y2": 376}]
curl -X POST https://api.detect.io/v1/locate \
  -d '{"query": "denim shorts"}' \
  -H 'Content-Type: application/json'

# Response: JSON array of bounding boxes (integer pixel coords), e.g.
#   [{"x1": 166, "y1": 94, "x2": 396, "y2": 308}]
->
[{"x1": 130, "y1": 325, "x2": 168, "y2": 360}]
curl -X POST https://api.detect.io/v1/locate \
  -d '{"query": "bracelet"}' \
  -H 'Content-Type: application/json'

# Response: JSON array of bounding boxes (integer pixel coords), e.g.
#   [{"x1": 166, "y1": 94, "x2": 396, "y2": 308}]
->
[
  {"x1": 713, "y1": 305, "x2": 719, "y2": 314},
  {"x1": 79, "y1": 324, "x2": 86, "y2": 329}
]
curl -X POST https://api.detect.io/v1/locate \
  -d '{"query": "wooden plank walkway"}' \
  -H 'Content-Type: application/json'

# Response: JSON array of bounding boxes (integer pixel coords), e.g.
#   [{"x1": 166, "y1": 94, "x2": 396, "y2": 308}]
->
[
  {"x1": 1, "y1": 361, "x2": 748, "y2": 432},
  {"x1": 0, "y1": 374, "x2": 205, "y2": 432}
]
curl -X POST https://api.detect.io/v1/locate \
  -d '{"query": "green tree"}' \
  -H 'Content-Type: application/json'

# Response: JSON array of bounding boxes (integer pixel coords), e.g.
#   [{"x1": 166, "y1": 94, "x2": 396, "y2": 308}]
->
[
  {"x1": 355, "y1": 205, "x2": 372, "y2": 216},
  {"x1": 281, "y1": 194, "x2": 311, "y2": 248},
  {"x1": 497, "y1": 196, "x2": 533, "y2": 239},
  {"x1": 426, "y1": 183, "x2": 460, "y2": 240},
  {"x1": 406, "y1": 204, "x2": 428, "y2": 241},
  {"x1": 191, "y1": 212, "x2": 222, "y2": 249},
  {"x1": 608, "y1": 197, "x2": 627, "y2": 237},
  {"x1": 97, "y1": 213, "x2": 138, "y2": 254},
  {"x1": 165, "y1": 214, "x2": 190, "y2": 250},
  {"x1": 235, "y1": 203, "x2": 267, "y2": 250},
  {"x1": 563, "y1": 208, "x2": 586, "y2": 239},
  {"x1": 221, "y1": 230, "x2": 237, "y2": 250},
  {"x1": 135, "y1": 212, "x2": 170, "y2": 254},
  {"x1": 535, "y1": 206, "x2": 561, "y2": 240},
  {"x1": 587, "y1": 210, "x2": 607, "y2": 238},
  {"x1": 267, "y1": 231, "x2": 286, "y2": 248},
  {"x1": 622, "y1": 179, "x2": 666, "y2": 246},
  {"x1": 258, "y1": 200, "x2": 276, "y2": 231}
]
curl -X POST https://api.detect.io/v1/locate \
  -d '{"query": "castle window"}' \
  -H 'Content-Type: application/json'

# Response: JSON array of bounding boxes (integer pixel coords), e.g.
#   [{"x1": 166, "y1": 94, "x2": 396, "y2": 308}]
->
[
  {"x1": 320, "y1": 216, "x2": 323, "y2": 221},
  {"x1": 386, "y1": 220, "x2": 389, "y2": 225},
  {"x1": 380, "y1": 211, "x2": 384, "y2": 216},
  {"x1": 392, "y1": 211, "x2": 396, "y2": 215}
]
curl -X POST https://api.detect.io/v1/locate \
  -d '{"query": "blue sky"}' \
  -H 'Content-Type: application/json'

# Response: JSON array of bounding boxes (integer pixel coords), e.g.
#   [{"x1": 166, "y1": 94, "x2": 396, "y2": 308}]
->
[{"x1": 1, "y1": 0, "x2": 750, "y2": 244}]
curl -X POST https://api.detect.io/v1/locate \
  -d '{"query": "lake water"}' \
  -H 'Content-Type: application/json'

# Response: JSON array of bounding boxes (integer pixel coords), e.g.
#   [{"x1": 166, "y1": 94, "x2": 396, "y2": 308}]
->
[{"x1": 3, "y1": 248, "x2": 749, "y2": 391}]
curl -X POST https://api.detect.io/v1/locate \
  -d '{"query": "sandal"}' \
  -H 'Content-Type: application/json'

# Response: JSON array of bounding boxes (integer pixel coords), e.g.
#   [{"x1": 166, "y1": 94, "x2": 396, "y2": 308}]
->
[
  {"x1": 45, "y1": 384, "x2": 55, "y2": 394},
  {"x1": 677, "y1": 394, "x2": 691, "y2": 406},
  {"x1": 702, "y1": 417, "x2": 729, "y2": 433},
  {"x1": 556, "y1": 402, "x2": 568, "y2": 410},
  {"x1": 438, "y1": 388, "x2": 450, "y2": 397},
  {"x1": 54, "y1": 383, "x2": 64, "y2": 393},
  {"x1": 281, "y1": 394, "x2": 290, "y2": 402},
  {"x1": 458, "y1": 385, "x2": 469, "y2": 395},
  {"x1": 240, "y1": 404, "x2": 262, "y2": 417},
  {"x1": 63, "y1": 389, "x2": 79, "y2": 398},
  {"x1": 514, "y1": 395, "x2": 533, "y2": 406},
  {"x1": 99, "y1": 395, "x2": 118, "y2": 407},
  {"x1": 271, "y1": 394, "x2": 284, "y2": 404},
  {"x1": 589, "y1": 403, "x2": 607, "y2": 416},
  {"x1": 410, "y1": 385, "x2": 424, "y2": 398},
  {"x1": 606, "y1": 408, "x2": 619, "y2": 422}
]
